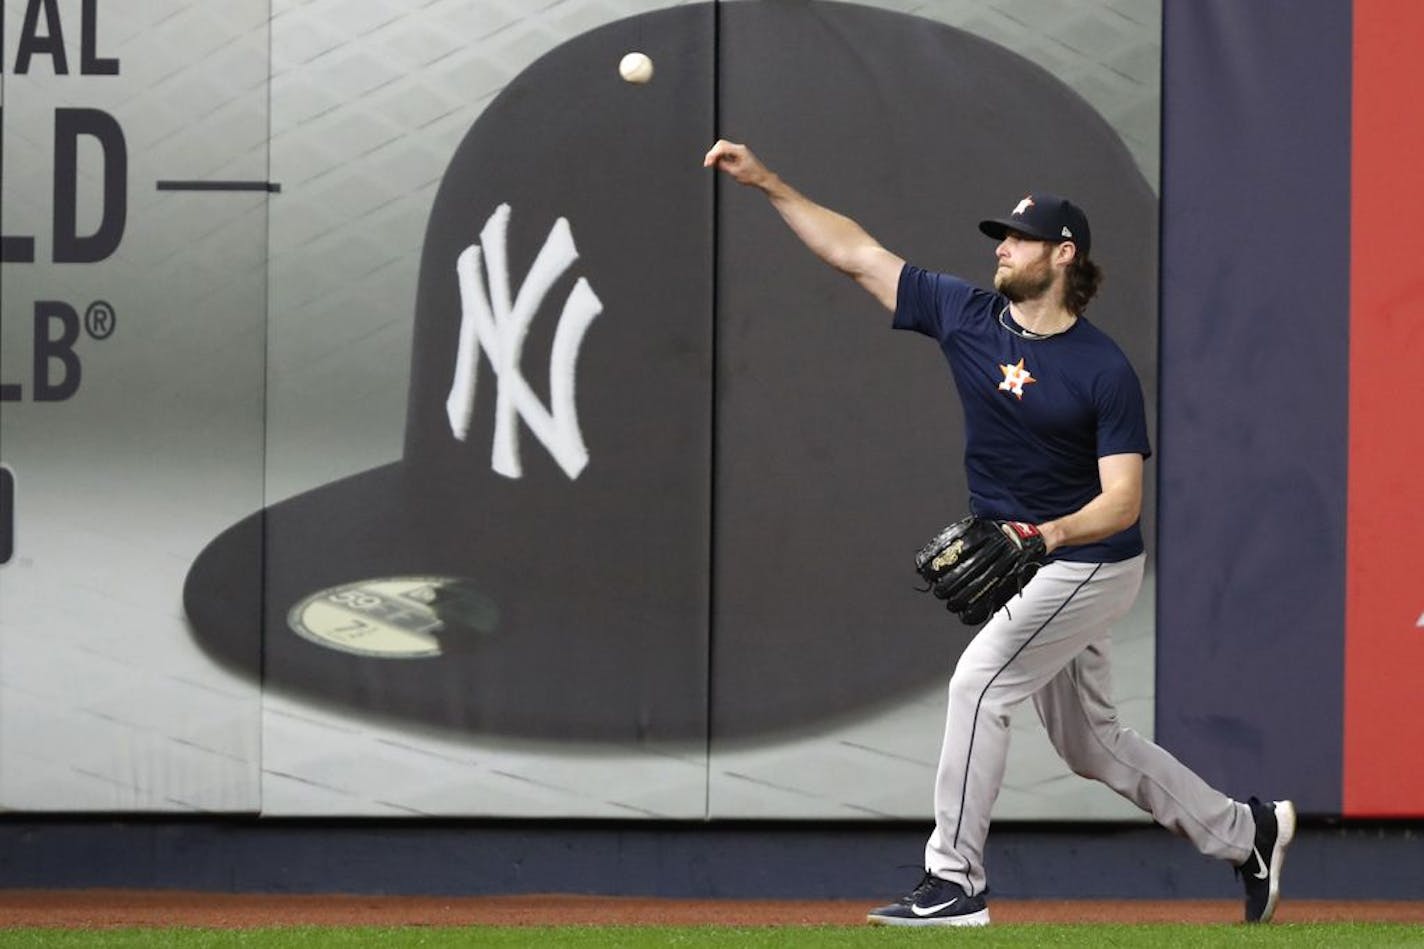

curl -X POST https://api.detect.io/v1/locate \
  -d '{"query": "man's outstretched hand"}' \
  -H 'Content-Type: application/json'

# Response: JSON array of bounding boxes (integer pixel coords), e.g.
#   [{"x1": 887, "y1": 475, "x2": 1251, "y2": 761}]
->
[{"x1": 703, "y1": 139, "x2": 772, "y2": 189}]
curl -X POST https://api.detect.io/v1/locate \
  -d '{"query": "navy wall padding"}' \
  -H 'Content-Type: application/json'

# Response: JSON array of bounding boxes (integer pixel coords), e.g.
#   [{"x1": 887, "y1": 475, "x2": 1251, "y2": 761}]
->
[
  {"x1": 1, "y1": 818, "x2": 1420, "y2": 899},
  {"x1": 1157, "y1": 0, "x2": 1351, "y2": 812}
]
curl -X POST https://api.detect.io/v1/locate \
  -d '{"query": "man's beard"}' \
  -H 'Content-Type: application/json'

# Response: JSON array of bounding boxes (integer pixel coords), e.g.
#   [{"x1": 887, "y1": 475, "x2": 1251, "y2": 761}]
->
[{"x1": 994, "y1": 254, "x2": 1054, "y2": 303}]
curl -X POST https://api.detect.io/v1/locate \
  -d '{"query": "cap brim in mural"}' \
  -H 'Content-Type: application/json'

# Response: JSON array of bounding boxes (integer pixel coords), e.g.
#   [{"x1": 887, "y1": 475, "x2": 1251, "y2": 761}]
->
[{"x1": 184, "y1": 1, "x2": 1157, "y2": 742}]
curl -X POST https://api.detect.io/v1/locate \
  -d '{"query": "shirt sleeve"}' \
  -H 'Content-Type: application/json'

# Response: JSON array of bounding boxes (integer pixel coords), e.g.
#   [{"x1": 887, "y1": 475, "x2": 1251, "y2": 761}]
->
[
  {"x1": 893, "y1": 265, "x2": 980, "y2": 341},
  {"x1": 1094, "y1": 359, "x2": 1153, "y2": 460}
]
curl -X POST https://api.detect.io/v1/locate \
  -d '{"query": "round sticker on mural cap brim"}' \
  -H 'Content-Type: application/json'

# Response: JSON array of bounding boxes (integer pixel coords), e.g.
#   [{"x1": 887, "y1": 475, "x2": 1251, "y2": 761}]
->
[{"x1": 288, "y1": 576, "x2": 497, "y2": 659}]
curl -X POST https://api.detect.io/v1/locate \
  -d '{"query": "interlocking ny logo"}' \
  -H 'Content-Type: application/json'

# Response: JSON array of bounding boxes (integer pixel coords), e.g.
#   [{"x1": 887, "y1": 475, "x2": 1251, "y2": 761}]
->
[{"x1": 447, "y1": 204, "x2": 602, "y2": 479}]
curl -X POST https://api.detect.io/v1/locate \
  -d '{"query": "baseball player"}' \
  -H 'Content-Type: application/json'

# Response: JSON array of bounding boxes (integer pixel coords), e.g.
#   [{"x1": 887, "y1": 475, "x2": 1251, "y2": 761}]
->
[{"x1": 703, "y1": 139, "x2": 1295, "y2": 927}]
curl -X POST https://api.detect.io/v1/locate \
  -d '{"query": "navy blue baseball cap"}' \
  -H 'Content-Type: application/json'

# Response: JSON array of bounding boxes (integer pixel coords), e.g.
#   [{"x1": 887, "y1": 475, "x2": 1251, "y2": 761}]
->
[{"x1": 979, "y1": 192, "x2": 1092, "y2": 256}]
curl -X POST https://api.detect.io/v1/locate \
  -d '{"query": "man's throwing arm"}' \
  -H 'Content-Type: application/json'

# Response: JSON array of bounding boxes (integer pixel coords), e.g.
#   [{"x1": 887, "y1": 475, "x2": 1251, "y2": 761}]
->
[{"x1": 703, "y1": 139, "x2": 905, "y2": 311}]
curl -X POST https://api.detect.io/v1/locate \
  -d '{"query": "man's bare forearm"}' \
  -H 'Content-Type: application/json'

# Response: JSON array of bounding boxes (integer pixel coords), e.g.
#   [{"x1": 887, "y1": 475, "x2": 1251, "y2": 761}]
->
[
  {"x1": 759, "y1": 173, "x2": 883, "y2": 275},
  {"x1": 1038, "y1": 454, "x2": 1144, "y2": 552},
  {"x1": 704, "y1": 140, "x2": 904, "y2": 309}
]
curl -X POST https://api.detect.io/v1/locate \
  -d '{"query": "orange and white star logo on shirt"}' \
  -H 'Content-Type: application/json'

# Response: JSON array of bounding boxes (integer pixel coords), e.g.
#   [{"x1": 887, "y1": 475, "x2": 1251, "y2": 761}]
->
[{"x1": 998, "y1": 358, "x2": 1036, "y2": 399}]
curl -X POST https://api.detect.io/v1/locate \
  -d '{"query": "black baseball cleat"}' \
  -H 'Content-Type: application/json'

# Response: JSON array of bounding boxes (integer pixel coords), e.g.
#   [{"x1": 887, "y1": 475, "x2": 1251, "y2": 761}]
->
[
  {"x1": 1239, "y1": 797, "x2": 1297, "y2": 923},
  {"x1": 866, "y1": 872, "x2": 990, "y2": 927}
]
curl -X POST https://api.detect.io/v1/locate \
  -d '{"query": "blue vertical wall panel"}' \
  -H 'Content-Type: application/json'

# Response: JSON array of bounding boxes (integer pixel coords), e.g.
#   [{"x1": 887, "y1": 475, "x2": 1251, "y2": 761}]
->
[{"x1": 1157, "y1": 0, "x2": 1351, "y2": 812}]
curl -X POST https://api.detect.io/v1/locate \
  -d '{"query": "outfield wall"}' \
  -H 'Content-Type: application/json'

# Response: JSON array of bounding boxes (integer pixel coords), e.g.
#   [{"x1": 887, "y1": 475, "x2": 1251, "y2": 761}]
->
[{"x1": 2, "y1": 0, "x2": 1420, "y2": 838}]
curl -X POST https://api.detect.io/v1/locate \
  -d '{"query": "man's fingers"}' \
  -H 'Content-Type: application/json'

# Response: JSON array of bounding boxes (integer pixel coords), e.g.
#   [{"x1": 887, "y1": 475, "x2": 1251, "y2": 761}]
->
[{"x1": 703, "y1": 139, "x2": 742, "y2": 168}]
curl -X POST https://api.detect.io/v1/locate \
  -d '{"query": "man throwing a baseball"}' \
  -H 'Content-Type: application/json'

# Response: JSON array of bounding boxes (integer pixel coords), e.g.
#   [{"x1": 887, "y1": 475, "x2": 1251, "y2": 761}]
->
[{"x1": 703, "y1": 139, "x2": 1294, "y2": 927}]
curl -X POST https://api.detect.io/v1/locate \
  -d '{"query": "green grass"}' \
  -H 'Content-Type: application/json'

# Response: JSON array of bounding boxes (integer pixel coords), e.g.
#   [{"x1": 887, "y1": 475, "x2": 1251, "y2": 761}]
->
[{"x1": 0, "y1": 925, "x2": 1422, "y2": 948}]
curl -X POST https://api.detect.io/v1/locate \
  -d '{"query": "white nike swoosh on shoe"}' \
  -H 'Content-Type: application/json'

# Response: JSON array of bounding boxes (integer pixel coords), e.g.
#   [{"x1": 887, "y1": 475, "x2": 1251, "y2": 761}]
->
[
  {"x1": 1251, "y1": 846, "x2": 1269, "y2": 880},
  {"x1": 911, "y1": 899, "x2": 958, "y2": 917}
]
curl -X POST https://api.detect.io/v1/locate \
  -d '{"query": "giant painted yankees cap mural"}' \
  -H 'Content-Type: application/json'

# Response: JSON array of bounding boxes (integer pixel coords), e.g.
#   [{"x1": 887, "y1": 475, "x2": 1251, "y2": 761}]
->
[{"x1": 184, "y1": 1, "x2": 1156, "y2": 742}]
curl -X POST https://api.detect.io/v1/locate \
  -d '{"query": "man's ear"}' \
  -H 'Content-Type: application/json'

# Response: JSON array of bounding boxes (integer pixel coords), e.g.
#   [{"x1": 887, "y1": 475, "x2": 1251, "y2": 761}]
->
[{"x1": 1054, "y1": 241, "x2": 1078, "y2": 267}]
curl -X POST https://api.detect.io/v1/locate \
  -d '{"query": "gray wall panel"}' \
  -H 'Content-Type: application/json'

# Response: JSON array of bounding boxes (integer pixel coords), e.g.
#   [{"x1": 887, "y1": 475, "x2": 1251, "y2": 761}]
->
[{"x1": 0, "y1": 0, "x2": 269, "y2": 811}]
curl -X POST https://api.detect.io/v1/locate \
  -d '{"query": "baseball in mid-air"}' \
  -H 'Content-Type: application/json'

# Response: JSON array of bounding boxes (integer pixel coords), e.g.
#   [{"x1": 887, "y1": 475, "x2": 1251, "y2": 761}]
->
[{"x1": 619, "y1": 51, "x2": 654, "y2": 84}]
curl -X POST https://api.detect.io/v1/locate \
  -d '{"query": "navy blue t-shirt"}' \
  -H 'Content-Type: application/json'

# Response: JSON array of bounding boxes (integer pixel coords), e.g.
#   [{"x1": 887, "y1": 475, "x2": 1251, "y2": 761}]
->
[{"x1": 894, "y1": 265, "x2": 1151, "y2": 563}]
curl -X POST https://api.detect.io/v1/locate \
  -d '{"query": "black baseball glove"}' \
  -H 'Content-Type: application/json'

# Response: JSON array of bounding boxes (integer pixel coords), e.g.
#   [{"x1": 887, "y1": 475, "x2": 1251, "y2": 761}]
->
[{"x1": 915, "y1": 516, "x2": 1048, "y2": 625}]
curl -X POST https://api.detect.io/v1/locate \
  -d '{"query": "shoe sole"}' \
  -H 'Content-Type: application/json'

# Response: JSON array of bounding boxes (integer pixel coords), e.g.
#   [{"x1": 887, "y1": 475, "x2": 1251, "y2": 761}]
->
[
  {"x1": 866, "y1": 908, "x2": 990, "y2": 927},
  {"x1": 1260, "y1": 799, "x2": 1297, "y2": 923}
]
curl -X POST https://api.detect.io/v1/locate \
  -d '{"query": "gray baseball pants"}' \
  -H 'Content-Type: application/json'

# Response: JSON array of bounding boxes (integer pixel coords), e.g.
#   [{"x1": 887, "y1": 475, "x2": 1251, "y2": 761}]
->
[{"x1": 924, "y1": 553, "x2": 1255, "y2": 895}]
